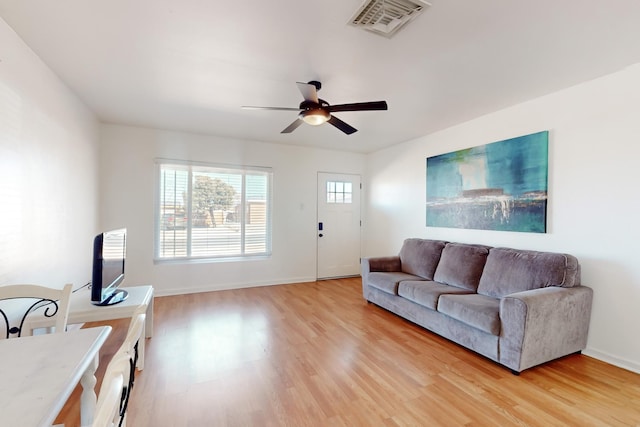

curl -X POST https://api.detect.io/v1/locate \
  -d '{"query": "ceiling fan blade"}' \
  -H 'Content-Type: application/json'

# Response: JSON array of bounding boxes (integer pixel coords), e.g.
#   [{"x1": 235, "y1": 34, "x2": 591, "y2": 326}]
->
[
  {"x1": 327, "y1": 101, "x2": 388, "y2": 113},
  {"x1": 281, "y1": 118, "x2": 304, "y2": 134},
  {"x1": 242, "y1": 106, "x2": 301, "y2": 111},
  {"x1": 327, "y1": 115, "x2": 358, "y2": 135},
  {"x1": 296, "y1": 82, "x2": 319, "y2": 103}
]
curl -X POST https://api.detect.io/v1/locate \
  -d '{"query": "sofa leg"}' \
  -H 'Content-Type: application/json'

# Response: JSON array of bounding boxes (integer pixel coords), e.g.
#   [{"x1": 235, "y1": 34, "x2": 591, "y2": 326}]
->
[{"x1": 510, "y1": 369, "x2": 521, "y2": 376}]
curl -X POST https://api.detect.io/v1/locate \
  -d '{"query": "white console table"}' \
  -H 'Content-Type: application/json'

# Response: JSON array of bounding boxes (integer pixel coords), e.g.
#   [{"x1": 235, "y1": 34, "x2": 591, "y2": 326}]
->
[{"x1": 26, "y1": 285, "x2": 154, "y2": 370}]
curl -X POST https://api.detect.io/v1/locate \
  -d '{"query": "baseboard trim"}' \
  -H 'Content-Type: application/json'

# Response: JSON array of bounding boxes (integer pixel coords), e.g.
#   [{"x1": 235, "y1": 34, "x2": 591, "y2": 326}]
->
[
  {"x1": 154, "y1": 276, "x2": 318, "y2": 297},
  {"x1": 584, "y1": 347, "x2": 640, "y2": 374}
]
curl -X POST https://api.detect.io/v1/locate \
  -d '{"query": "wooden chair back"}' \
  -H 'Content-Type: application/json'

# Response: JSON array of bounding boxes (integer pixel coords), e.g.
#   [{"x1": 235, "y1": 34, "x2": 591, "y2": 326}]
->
[
  {"x1": 92, "y1": 354, "x2": 130, "y2": 427},
  {"x1": 94, "y1": 310, "x2": 146, "y2": 426},
  {"x1": 0, "y1": 283, "x2": 73, "y2": 338}
]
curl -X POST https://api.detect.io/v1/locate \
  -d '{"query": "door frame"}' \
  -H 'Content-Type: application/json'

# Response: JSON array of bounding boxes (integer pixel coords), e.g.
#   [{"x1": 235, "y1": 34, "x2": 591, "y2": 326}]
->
[{"x1": 316, "y1": 171, "x2": 362, "y2": 279}]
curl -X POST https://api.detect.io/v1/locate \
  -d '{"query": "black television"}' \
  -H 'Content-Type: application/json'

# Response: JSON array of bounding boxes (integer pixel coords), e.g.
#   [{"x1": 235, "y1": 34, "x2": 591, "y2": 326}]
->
[{"x1": 91, "y1": 228, "x2": 129, "y2": 306}]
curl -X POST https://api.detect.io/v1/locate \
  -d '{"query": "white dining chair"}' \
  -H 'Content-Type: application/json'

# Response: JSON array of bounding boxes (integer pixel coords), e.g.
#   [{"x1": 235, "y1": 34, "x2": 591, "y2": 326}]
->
[
  {"x1": 119, "y1": 309, "x2": 146, "y2": 371},
  {"x1": 0, "y1": 283, "x2": 73, "y2": 338},
  {"x1": 92, "y1": 354, "x2": 130, "y2": 427},
  {"x1": 96, "y1": 310, "x2": 146, "y2": 427}
]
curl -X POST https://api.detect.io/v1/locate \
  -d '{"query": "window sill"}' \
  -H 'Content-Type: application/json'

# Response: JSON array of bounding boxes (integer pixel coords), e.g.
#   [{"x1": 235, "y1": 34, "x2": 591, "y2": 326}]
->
[{"x1": 153, "y1": 254, "x2": 272, "y2": 265}]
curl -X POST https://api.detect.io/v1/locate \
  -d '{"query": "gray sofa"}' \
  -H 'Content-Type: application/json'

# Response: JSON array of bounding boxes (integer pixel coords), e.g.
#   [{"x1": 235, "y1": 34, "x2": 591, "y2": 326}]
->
[{"x1": 361, "y1": 238, "x2": 593, "y2": 373}]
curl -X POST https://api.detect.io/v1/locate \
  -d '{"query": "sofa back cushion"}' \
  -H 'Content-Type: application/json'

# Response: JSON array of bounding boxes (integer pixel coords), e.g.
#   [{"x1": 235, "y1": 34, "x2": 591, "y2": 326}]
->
[
  {"x1": 434, "y1": 243, "x2": 491, "y2": 291},
  {"x1": 477, "y1": 247, "x2": 581, "y2": 298},
  {"x1": 399, "y1": 238, "x2": 447, "y2": 280}
]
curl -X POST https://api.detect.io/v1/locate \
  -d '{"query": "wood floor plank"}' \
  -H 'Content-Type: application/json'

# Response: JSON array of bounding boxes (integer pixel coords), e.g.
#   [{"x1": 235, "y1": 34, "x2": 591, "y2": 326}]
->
[{"x1": 54, "y1": 278, "x2": 640, "y2": 426}]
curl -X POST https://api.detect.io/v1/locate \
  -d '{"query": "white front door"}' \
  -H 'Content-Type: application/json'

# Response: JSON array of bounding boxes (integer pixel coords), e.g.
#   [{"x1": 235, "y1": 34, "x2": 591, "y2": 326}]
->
[{"x1": 317, "y1": 172, "x2": 361, "y2": 279}]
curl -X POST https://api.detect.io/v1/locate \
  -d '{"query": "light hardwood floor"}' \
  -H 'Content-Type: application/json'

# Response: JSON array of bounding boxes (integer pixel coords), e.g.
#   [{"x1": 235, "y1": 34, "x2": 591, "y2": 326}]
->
[{"x1": 56, "y1": 278, "x2": 640, "y2": 426}]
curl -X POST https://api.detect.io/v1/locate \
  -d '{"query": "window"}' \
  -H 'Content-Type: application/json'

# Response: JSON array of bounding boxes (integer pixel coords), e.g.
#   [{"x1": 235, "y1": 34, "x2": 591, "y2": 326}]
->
[
  {"x1": 156, "y1": 160, "x2": 272, "y2": 261},
  {"x1": 326, "y1": 181, "x2": 353, "y2": 203}
]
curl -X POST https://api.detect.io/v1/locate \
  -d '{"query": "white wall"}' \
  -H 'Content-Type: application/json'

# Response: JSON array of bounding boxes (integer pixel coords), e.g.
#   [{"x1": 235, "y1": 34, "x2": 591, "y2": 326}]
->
[
  {"x1": 0, "y1": 18, "x2": 99, "y2": 288},
  {"x1": 363, "y1": 64, "x2": 640, "y2": 373},
  {"x1": 99, "y1": 124, "x2": 365, "y2": 296}
]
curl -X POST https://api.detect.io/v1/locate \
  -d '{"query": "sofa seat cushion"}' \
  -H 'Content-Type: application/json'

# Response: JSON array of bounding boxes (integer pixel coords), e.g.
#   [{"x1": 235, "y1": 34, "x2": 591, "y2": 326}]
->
[
  {"x1": 438, "y1": 294, "x2": 501, "y2": 336},
  {"x1": 433, "y1": 243, "x2": 490, "y2": 291},
  {"x1": 398, "y1": 281, "x2": 474, "y2": 310},
  {"x1": 368, "y1": 272, "x2": 424, "y2": 295}
]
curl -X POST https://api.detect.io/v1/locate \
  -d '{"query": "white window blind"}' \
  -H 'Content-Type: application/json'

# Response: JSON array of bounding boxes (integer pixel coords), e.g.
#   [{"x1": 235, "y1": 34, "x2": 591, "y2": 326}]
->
[{"x1": 156, "y1": 160, "x2": 272, "y2": 261}]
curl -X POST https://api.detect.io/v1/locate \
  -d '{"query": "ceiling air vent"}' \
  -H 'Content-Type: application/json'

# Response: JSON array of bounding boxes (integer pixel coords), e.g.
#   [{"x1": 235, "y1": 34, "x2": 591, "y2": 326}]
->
[{"x1": 349, "y1": 0, "x2": 431, "y2": 38}]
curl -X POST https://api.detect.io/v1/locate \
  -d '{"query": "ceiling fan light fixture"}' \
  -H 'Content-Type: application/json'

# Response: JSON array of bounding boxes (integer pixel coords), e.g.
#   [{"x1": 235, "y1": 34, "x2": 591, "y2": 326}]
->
[
  {"x1": 248, "y1": 80, "x2": 387, "y2": 135},
  {"x1": 300, "y1": 109, "x2": 330, "y2": 126}
]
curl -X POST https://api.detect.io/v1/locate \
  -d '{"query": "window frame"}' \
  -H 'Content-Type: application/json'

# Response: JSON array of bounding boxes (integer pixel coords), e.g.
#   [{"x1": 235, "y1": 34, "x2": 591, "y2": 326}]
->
[{"x1": 154, "y1": 159, "x2": 273, "y2": 263}]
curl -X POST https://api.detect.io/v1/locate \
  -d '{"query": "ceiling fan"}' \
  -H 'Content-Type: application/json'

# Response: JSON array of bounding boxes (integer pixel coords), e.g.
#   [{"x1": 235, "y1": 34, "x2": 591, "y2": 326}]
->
[{"x1": 242, "y1": 81, "x2": 388, "y2": 135}]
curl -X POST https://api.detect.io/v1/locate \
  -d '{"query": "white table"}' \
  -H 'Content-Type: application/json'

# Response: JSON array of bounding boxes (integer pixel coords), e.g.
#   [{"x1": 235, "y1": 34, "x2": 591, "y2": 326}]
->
[
  {"x1": 27, "y1": 285, "x2": 153, "y2": 369},
  {"x1": 0, "y1": 326, "x2": 112, "y2": 427}
]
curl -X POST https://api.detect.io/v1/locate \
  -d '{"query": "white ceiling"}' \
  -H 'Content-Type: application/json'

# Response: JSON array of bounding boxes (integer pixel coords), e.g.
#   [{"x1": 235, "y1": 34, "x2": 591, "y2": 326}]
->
[{"x1": 1, "y1": 0, "x2": 640, "y2": 153}]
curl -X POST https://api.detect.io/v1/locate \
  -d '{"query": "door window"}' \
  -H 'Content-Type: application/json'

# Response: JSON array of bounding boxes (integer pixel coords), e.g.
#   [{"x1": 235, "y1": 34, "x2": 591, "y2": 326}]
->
[{"x1": 326, "y1": 181, "x2": 353, "y2": 204}]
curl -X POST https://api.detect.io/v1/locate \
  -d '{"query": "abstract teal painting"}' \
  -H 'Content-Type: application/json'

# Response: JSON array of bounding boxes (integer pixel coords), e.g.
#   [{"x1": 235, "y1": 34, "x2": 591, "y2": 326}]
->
[{"x1": 426, "y1": 131, "x2": 548, "y2": 233}]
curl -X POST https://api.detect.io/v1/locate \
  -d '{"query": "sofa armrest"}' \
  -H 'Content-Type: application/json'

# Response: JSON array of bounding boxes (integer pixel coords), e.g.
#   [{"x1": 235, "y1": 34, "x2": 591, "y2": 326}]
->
[
  {"x1": 361, "y1": 256, "x2": 401, "y2": 299},
  {"x1": 362, "y1": 256, "x2": 401, "y2": 274},
  {"x1": 499, "y1": 285, "x2": 593, "y2": 372}
]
